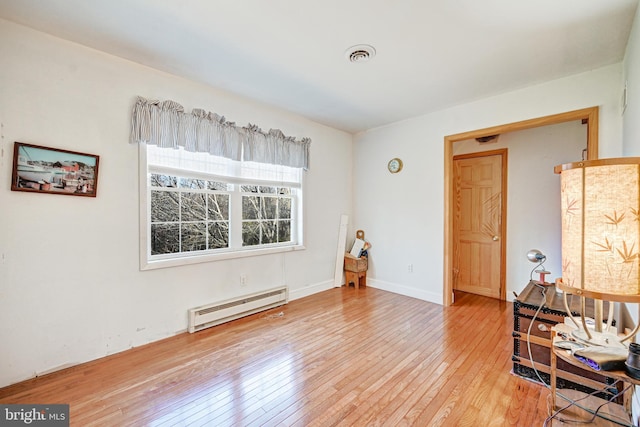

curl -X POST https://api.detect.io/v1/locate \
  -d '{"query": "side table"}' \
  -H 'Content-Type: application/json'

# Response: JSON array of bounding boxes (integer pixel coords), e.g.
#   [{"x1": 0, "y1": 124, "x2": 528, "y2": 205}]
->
[{"x1": 550, "y1": 326, "x2": 638, "y2": 426}]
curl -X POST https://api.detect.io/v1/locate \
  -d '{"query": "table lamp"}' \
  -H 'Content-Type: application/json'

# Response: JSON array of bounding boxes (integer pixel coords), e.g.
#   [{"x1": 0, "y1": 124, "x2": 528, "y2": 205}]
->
[
  {"x1": 555, "y1": 158, "x2": 640, "y2": 347},
  {"x1": 527, "y1": 249, "x2": 551, "y2": 285}
]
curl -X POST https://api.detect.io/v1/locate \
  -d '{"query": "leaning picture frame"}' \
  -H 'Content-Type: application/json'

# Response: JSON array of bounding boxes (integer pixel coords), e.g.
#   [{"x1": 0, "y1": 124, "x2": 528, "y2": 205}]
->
[{"x1": 11, "y1": 142, "x2": 100, "y2": 197}]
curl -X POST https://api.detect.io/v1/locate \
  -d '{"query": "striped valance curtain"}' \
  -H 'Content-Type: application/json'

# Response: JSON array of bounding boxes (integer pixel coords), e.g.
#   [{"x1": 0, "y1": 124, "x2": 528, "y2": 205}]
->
[{"x1": 130, "y1": 96, "x2": 311, "y2": 170}]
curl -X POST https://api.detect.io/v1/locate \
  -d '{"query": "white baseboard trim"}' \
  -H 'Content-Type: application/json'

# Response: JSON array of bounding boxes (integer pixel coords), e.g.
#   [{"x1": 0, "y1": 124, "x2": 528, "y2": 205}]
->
[
  {"x1": 289, "y1": 279, "x2": 335, "y2": 301},
  {"x1": 367, "y1": 278, "x2": 442, "y2": 305}
]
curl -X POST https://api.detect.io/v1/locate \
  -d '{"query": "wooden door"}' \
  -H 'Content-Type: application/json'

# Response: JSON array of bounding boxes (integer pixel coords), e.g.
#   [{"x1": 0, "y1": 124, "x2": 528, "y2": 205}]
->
[{"x1": 453, "y1": 150, "x2": 506, "y2": 299}]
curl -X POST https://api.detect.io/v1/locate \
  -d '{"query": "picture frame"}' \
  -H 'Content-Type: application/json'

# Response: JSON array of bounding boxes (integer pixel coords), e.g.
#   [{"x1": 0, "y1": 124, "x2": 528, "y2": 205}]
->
[{"x1": 11, "y1": 142, "x2": 100, "y2": 197}]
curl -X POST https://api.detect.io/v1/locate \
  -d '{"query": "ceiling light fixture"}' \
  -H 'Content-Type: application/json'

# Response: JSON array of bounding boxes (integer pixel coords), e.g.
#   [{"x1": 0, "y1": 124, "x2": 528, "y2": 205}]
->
[
  {"x1": 345, "y1": 44, "x2": 376, "y2": 63},
  {"x1": 476, "y1": 135, "x2": 499, "y2": 143}
]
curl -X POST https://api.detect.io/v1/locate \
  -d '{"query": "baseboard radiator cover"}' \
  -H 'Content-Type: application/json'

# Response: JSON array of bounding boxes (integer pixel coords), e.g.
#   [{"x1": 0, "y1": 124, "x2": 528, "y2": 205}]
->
[{"x1": 188, "y1": 286, "x2": 288, "y2": 333}]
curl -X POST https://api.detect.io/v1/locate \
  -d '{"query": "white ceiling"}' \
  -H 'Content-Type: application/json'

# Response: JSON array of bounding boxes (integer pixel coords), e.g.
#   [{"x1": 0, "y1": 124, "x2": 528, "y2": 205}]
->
[{"x1": 0, "y1": 0, "x2": 638, "y2": 133}]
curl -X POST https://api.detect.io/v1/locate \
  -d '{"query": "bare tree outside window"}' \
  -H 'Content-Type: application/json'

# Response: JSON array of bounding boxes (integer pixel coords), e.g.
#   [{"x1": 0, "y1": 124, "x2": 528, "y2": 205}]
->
[
  {"x1": 241, "y1": 186, "x2": 292, "y2": 246},
  {"x1": 150, "y1": 174, "x2": 231, "y2": 255}
]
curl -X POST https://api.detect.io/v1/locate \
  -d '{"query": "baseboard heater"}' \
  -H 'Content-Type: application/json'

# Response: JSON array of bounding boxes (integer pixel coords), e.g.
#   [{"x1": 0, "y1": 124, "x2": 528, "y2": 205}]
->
[{"x1": 188, "y1": 286, "x2": 288, "y2": 333}]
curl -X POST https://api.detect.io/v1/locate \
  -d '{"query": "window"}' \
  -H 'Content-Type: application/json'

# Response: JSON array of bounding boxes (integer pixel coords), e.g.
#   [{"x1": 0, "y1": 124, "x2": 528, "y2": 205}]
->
[
  {"x1": 149, "y1": 174, "x2": 231, "y2": 255},
  {"x1": 240, "y1": 185, "x2": 292, "y2": 246},
  {"x1": 140, "y1": 145, "x2": 303, "y2": 270}
]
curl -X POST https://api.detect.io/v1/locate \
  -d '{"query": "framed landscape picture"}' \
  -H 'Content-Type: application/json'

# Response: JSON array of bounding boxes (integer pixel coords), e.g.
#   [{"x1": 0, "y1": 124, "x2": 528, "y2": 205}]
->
[{"x1": 11, "y1": 142, "x2": 100, "y2": 197}]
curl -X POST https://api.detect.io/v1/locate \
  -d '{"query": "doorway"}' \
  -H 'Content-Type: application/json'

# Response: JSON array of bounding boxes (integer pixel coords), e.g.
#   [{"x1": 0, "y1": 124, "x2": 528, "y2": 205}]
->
[
  {"x1": 443, "y1": 107, "x2": 600, "y2": 306},
  {"x1": 453, "y1": 149, "x2": 507, "y2": 299}
]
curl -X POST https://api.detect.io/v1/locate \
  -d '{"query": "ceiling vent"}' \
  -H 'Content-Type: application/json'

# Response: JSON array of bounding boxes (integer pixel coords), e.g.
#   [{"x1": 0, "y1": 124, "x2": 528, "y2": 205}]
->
[
  {"x1": 476, "y1": 135, "x2": 499, "y2": 143},
  {"x1": 345, "y1": 44, "x2": 376, "y2": 63}
]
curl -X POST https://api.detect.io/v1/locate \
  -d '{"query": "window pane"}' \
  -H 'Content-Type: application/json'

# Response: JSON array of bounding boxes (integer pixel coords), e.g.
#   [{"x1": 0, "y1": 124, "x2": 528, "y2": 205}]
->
[
  {"x1": 181, "y1": 193, "x2": 207, "y2": 221},
  {"x1": 242, "y1": 221, "x2": 261, "y2": 246},
  {"x1": 278, "y1": 187, "x2": 291, "y2": 195},
  {"x1": 208, "y1": 222, "x2": 229, "y2": 249},
  {"x1": 278, "y1": 220, "x2": 291, "y2": 242},
  {"x1": 262, "y1": 220, "x2": 277, "y2": 244},
  {"x1": 151, "y1": 174, "x2": 178, "y2": 187},
  {"x1": 181, "y1": 223, "x2": 207, "y2": 252},
  {"x1": 151, "y1": 223, "x2": 180, "y2": 255},
  {"x1": 263, "y1": 197, "x2": 277, "y2": 219},
  {"x1": 278, "y1": 198, "x2": 291, "y2": 219},
  {"x1": 242, "y1": 196, "x2": 260, "y2": 220},
  {"x1": 208, "y1": 181, "x2": 230, "y2": 191},
  {"x1": 241, "y1": 185, "x2": 258, "y2": 193},
  {"x1": 151, "y1": 191, "x2": 179, "y2": 222},
  {"x1": 260, "y1": 186, "x2": 276, "y2": 194},
  {"x1": 179, "y1": 178, "x2": 206, "y2": 189},
  {"x1": 208, "y1": 194, "x2": 229, "y2": 220}
]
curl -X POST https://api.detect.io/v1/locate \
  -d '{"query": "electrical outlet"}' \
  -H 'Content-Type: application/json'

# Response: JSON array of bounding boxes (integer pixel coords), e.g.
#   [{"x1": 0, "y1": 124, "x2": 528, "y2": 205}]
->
[
  {"x1": 408, "y1": 264, "x2": 413, "y2": 273},
  {"x1": 240, "y1": 274, "x2": 247, "y2": 286}
]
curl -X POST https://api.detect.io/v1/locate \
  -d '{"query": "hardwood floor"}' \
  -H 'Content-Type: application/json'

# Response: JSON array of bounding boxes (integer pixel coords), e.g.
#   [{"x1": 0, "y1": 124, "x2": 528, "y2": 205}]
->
[{"x1": 0, "y1": 287, "x2": 555, "y2": 426}]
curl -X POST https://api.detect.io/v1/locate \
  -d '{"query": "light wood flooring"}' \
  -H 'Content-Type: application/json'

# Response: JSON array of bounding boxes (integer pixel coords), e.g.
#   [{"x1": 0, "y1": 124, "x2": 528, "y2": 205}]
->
[{"x1": 0, "y1": 287, "x2": 568, "y2": 426}]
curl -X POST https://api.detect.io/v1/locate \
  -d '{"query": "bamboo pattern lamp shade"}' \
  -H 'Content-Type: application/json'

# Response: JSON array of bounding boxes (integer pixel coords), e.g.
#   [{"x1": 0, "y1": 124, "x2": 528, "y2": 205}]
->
[{"x1": 556, "y1": 158, "x2": 640, "y2": 302}]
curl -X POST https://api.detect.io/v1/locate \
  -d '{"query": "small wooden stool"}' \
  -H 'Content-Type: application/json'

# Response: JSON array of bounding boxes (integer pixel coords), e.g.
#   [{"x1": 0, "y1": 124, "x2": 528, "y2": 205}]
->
[
  {"x1": 344, "y1": 253, "x2": 368, "y2": 289},
  {"x1": 345, "y1": 270, "x2": 367, "y2": 289}
]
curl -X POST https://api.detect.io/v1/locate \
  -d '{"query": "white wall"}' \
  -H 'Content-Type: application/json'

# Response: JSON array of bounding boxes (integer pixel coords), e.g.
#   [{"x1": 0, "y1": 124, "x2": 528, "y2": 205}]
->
[
  {"x1": 453, "y1": 122, "x2": 586, "y2": 298},
  {"x1": 0, "y1": 19, "x2": 353, "y2": 387},
  {"x1": 354, "y1": 63, "x2": 623, "y2": 304},
  {"x1": 621, "y1": 5, "x2": 640, "y2": 423},
  {"x1": 624, "y1": 0, "x2": 640, "y2": 155}
]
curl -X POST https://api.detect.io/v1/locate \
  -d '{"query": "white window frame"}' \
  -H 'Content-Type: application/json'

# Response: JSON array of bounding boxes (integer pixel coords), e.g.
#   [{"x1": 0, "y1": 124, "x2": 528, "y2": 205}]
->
[{"x1": 139, "y1": 144, "x2": 305, "y2": 270}]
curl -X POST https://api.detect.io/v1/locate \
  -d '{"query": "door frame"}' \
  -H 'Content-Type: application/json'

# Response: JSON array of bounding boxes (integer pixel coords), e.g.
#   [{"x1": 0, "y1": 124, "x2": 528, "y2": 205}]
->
[
  {"x1": 453, "y1": 148, "x2": 508, "y2": 300},
  {"x1": 443, "y1": 106, "x2": 600, "y2": 306}
]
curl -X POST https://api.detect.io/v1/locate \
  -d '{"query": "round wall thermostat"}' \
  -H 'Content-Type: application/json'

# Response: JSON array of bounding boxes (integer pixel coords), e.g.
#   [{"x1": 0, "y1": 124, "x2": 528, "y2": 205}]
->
[{"x1": 388, "y1": 158, "x2": 403, "y2": 173}]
